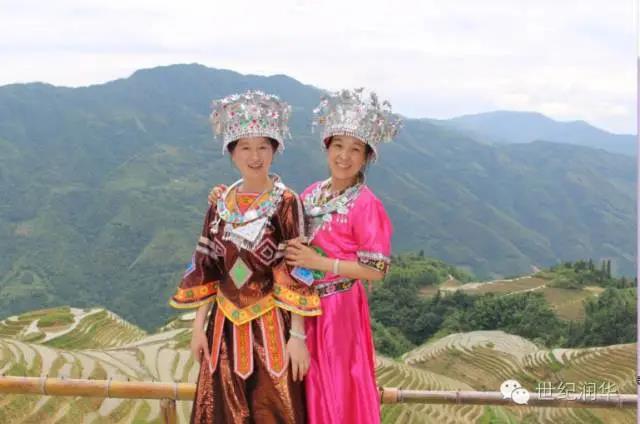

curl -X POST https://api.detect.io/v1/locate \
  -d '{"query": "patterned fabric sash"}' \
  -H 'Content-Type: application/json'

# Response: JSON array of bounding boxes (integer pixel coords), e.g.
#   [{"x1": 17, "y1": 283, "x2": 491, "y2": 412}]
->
[
  {"x1": 209, "y1": 304, "x2": 287, "y2": 379},
  {"x1": 315, "y1": 278, "x2": 356, "y2": 297},
  {"x1": 233, "y1": 321, "x2": 254, "y2": 379},
  {"x1": 209, "y1": 306, "x2": 226, "y2": 374},
  {"x1": 258, "y1": 308, "x2": 287, "y2": 377}
]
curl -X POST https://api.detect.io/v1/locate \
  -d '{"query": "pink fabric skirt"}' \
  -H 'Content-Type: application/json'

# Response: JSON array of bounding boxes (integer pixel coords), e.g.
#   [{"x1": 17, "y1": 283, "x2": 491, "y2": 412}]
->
[{"x1": 304, "y1": 280, "x2": 380, "y2": 424}]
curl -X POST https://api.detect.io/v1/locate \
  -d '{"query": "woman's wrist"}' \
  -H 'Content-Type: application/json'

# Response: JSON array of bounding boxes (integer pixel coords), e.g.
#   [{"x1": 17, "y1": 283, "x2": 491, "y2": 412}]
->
[
  {"x1": 318, "y1": 256, "x2": 333, "y2": 273},
  {"x1": 289, "y1": 329, "x2": 306, "y2": 341}
]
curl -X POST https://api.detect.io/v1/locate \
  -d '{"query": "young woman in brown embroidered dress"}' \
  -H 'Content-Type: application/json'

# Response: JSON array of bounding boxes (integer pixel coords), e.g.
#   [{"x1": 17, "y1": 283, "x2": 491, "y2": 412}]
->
[{"x1": 169, "y1": 91, "x2": 320, "y2": 423}]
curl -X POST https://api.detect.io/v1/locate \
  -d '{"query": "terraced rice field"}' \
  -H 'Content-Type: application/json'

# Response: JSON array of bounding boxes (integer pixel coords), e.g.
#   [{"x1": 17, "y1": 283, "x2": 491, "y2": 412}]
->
[
  {"x1": 0, "y1": 307, "x2": 147, "y2": 348},
  {"x1": 0, "y1": 320, "x2": 195, "y2": 423},
  {"x1": 398, "y1": 330, "x2": 636, "y2": 423},
  {"x1": 1, "y1": 308, "x2": 636, "y2": 423}
]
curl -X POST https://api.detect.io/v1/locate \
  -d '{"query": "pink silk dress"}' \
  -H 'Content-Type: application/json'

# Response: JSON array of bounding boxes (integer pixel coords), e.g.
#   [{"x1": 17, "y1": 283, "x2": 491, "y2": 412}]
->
[{"x1": 301, "y1": 181, "x2": 393, "y2": 424}]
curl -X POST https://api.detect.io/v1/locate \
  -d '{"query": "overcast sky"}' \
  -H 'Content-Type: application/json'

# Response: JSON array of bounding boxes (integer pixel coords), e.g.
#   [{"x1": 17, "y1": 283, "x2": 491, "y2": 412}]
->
[{"x1": 0, "y1": 0, "x2": 636, "y2": 133}]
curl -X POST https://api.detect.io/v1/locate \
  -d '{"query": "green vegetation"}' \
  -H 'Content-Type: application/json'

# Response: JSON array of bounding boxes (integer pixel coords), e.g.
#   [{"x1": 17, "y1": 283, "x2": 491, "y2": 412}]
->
[
  {"x1": 370, "y1": 255, "x2": 636, "y2": 356},
  {"x1": 371, "y1": 319, "x2": 415, "y2": 357},
  {"x1": 478, "y1": 407, "x2": 519, "y2": 424},
  {"x1": 370, "y1": 254, "x2": 478, "y2": 351},
  {"x1": 539, "y1": 259, "x2": 634, "y2": 289},
  {"x1": 444, "y1": 292, "x2": 566, "y2": 347},
  {"x1": 0, "y1": 64, "x2": 635, "y2": 332},
  {"x1": 387, "y1": 253, "x2": 473, "y2": 287},
  {"x1": 567, "y1": 287, "x2": 637, "y2": 347},
  {"x1": 37, "y1": 310, "x2": 74, "y2": 328}
]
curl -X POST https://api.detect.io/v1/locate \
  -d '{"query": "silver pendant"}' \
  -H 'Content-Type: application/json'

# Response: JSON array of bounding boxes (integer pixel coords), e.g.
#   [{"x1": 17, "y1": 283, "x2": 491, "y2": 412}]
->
[
  {"x1": 210, "y1": 217, "x2": 220, "y2": 234},
  {"x1": 244, "y1": 209, "x2": 258, "y2": 221},
  {"x1": 230, "y1": 217, "x2": 267, "y2": 244}
]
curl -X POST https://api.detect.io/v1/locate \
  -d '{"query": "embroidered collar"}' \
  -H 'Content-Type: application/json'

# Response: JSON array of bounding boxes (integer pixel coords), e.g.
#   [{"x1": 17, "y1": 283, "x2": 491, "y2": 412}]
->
[
  {"x1": 303, "y1": 178, "x2": 363, "y2": 218},
  {"x1": 303, "y1": 178, "x2": 363, "y2": 239},
  {"x1": 217, "y1": 174, "x2": 285, "y2": 225}
]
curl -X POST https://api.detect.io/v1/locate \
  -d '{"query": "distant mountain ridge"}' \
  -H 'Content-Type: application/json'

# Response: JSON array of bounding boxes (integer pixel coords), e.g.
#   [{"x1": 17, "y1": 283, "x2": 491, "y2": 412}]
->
[
  {"x1": 0, "y1": 64, "x2": 634, "y2": 329},
  {"x1": 431, "y1": 110, "x2": 636, "y2": 156}
]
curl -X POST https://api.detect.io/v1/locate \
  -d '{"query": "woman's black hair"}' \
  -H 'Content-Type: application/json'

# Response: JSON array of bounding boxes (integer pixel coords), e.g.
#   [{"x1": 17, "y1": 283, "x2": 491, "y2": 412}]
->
[{"x1": 227, "y1": 137, "x2": 279, "y2": 154}]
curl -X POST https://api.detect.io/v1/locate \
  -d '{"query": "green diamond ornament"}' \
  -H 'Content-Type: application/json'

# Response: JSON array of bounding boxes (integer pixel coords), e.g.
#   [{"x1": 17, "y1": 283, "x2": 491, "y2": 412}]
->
[{"x1": 230, "y1": 257, "x2": 252, "y2": 289}]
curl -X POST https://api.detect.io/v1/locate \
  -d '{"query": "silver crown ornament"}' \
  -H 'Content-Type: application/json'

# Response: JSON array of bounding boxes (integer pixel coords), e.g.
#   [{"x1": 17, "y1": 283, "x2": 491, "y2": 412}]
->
[
  {"x1": 312, "y1": 88, "x2": 402, "y2": 160},
  {"x1": 210, "y1": 90, "x2": 292, "y2": 154}
]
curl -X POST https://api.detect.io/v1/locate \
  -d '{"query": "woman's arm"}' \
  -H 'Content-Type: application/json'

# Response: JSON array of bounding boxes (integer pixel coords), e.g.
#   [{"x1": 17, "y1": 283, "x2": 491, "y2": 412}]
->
[
  {"x1": 190, "y1": 302, "x2": 213, "y2": 372},
  {"x1": 285, "y1": 239, "x2": 385, "y2": 281},
  {"x1": 286, "y1": 312, "x2": 309, "y2": 382}
]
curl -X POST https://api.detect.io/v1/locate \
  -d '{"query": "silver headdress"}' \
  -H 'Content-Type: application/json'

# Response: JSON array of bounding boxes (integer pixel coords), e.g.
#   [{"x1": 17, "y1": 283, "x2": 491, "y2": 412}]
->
[
  {"x1": 210, "y1": 90, "x2": 291, "y2": 154},
  {"x1": 312, "y1": 88, "x2": 402, "y2": 160}
]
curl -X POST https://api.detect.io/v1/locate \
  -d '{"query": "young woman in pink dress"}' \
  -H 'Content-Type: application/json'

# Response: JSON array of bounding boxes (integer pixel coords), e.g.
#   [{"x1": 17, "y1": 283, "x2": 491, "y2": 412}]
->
[{"x1": 284, "y1": 88, "x2": 401, "y2": 424}]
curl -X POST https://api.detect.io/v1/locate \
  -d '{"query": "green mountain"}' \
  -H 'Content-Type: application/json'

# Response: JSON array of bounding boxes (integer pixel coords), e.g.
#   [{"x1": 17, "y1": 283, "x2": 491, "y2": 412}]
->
[
  {"x1": 0, "y1": 64, "x2": 635, "y2": 330},
  {"x1": 434, "y1": 110, "x2": 636, "y2": 156}
]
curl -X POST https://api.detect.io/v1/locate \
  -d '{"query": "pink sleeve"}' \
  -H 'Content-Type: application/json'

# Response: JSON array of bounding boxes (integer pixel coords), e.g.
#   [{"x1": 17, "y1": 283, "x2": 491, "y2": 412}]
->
[{"x1": 352, "y1": 194, "x2": 393, "y2": 275}]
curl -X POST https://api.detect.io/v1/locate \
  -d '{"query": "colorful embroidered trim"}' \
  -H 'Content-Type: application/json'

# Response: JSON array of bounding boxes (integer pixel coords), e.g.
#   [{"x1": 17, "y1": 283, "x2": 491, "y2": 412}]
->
[
  {"x1": 169, "y1": 282, "x2": 218, "y2": 309},
  {"x1": 169, "y1": 296, "x2": 215, "y2": 310},
  {"x1": 259, "y1": 308, "x2": 287, "y2": 377},
  {"x1": 272, "y1": 264, "x2": 321, "y2": 312},
  {"x1": 273, "y1": 284, "x2": 321, "y2": 316},
  {"x1": 357, "y1": 251, "x2": 391, "y2": 274},
  {"x1": 236, "y1": 192, "x2": 260, "y2": 214},
  {"x1": 198, "y1": 236, "x2": 226, "y2": 258},
  {"x1": 209, "y1": 306, "x2": 226, "y2": 374},
  {"x1": 217, "y1": 176, "x2": 285, "y2": 225},
  {"x1": 216, "y1": 292, "x2": 275, "y2": 325},
  {"x1": 233, "y1": 321, "x2": 254, "y2": 379},
  {"x1": 315, "y1": 278, "x2": 356, "y2": 297}
]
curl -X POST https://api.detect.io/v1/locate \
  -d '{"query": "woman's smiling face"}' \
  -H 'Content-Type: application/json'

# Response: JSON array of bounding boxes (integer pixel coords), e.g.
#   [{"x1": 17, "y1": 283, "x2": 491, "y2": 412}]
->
[
  {"x1": 325, "y1": 135, "x2": 369, "y2": 182},
  {"x1": 230, "y1": 137, "x2": 275, "y2": 180}
]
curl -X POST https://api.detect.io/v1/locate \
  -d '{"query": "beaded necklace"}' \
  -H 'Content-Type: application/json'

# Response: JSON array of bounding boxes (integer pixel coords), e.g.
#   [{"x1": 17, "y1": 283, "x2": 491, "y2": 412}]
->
[
  {"x1": 217, "y1": 176, "x2": 284, "y2": 224},
  {"x1": 303, "y1": 178, "x2": 363, "y2": 240},
  {"x1": 212, "y1": 175, "x2": 286, "y2": 251}
]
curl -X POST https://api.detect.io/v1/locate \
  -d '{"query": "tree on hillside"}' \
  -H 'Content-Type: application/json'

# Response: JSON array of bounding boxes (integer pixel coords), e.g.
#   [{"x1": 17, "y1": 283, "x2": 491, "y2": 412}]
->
[
  {"x1": 446, "y1": 292, "x2": 566, "y2": 347},
  {"x1": 569, "y1": 288, "x2": 637, "y2": 347}
]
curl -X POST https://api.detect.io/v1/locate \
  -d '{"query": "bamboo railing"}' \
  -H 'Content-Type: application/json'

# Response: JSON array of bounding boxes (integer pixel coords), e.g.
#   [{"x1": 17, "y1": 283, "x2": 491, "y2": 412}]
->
[{"x1": 0, "y1": 376, "x2": 636, "y2": 423}]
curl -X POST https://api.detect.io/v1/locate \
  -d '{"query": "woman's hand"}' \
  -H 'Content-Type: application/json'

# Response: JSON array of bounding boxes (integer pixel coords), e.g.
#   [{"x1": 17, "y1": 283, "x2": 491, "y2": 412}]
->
[
  {"x1": 285, "y1": 239, "x2": 327, "y2": 271},
  {"x1": 286, "y1": 337, "x2": 310, "y2": 382},
  {"x1": 207, "y1": 184, "x2": 227, "y2": 205},
  {"x1": 191, "y1": 327, "x2": 212, "y2": 372}
]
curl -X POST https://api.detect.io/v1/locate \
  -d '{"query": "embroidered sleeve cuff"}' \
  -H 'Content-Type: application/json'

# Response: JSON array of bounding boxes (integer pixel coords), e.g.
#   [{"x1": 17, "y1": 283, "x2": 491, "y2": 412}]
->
[
  {"x1": 273, "y1": 284, "x2": 322, "y2": 316},
  {"x1": 357, "y1": 251, "x2": 391, "y2": 275},
  {"x1": 169, "y1": 281, "x2": 218, "y2": 309},
  {"x1": 271, "y1": 262, "x2": 322, "y2": 316}
]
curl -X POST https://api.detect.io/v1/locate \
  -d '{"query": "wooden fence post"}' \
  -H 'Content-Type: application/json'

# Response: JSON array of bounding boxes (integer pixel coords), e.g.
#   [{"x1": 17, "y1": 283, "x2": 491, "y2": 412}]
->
[{"x1": 160, "y1": 398, "x2": 177, "y2": 424}]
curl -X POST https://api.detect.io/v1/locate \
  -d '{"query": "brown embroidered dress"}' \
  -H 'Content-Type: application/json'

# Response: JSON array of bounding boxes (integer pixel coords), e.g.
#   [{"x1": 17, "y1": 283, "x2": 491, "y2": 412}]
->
[{"x1": 170, "y1": 178, "x2": 321, "y2": 423}]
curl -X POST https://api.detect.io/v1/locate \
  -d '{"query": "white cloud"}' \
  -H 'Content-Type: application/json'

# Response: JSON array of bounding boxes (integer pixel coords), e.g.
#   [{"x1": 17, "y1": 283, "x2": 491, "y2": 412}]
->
[{"x1": 0, "y1": 0, "x2": 635, "y2": 133}]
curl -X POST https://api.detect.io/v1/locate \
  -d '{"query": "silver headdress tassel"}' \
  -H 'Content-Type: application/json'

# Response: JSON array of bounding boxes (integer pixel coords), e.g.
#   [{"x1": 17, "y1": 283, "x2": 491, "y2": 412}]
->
[
  {"x1": 312, "y1": 88, "x2": 402, "y2": 160},
  {"x1": 210, "y1": 90, "x2": 292, "y2": 154}
]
